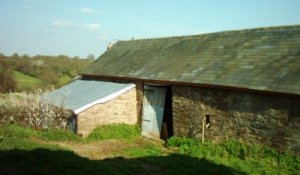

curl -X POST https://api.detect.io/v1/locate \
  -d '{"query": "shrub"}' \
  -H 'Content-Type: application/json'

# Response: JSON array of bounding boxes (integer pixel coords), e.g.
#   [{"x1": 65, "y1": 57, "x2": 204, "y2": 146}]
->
[
  {"x1": 0, "y1": 90, "x2": 71, "y2": 130},
  {"x1": 167, "y1": 136, "x2": 201, "y2": 155},
  {"x1": 167, "y1": 136, "x2": 200, "y2": 147},
  {"x1": 85, "y1": 124, "x2": 140, "y2": 141}
]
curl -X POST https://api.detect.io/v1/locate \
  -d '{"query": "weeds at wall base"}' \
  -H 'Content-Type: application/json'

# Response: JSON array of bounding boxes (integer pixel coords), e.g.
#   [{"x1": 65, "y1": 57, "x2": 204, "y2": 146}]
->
[{"x1": 166, "y1": 136, "x2": 300, "y2": 174}]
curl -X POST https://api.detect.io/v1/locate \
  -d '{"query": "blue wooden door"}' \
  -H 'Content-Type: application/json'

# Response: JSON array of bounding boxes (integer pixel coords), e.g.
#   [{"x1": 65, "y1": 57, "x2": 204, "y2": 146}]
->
[{"x1": 142, "y1": 85, "x2": 166, "y2": 138}]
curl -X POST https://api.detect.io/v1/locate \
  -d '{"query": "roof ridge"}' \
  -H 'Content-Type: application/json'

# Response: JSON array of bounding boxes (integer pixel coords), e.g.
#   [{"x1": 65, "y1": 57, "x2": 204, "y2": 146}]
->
[{"x1": 117, "y1": 24, "x2": 300, "y2": 43}]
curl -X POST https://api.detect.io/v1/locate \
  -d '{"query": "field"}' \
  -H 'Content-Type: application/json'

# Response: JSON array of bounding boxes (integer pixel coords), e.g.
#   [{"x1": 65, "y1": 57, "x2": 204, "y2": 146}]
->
[
  {"x1": 1, "y1": 54, "x2": 93, "y2": 93},
  {"x1": 0, "y1": 124, "x2": 299, "y2": 175},
  {"x1": 13, "y1": 71, "x2": 43, "y2": 90}
]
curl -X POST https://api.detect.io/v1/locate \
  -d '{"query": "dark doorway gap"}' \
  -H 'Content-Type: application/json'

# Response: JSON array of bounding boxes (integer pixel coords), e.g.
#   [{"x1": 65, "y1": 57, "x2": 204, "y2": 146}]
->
[{"x1": 161, "y1": 86, "x2": 173, "y2": 139}]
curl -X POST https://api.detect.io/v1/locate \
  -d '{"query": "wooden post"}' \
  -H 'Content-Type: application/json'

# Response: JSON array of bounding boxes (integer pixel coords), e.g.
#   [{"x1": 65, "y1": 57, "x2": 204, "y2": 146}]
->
[{"x1": 202, "y1": 117, "x2": 205, "y2": 143}]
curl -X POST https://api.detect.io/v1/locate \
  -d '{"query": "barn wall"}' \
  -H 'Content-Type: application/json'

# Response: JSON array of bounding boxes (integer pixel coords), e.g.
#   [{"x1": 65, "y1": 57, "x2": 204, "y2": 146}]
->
[
  {"x1": 85, "y1": 77, "x2": 144, "y2": 127},
  {"x1": 172, "y1": 85, "x2": 300, "y2": 154},
  {"x1": 76, "y1": 88, "x2": 138, "y2": 137}
]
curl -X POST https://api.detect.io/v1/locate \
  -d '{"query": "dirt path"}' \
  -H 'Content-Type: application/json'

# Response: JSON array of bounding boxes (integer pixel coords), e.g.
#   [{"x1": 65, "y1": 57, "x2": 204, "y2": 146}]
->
[{"x1": 43, "y1": 137, "x2": 167, "y2": 160}]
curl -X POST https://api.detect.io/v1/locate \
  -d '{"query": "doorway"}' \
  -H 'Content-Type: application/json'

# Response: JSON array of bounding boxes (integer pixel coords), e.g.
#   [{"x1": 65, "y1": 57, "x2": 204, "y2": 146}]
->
[{"x1": 141, "y1": 85, "x2": 172, "y2": 139}]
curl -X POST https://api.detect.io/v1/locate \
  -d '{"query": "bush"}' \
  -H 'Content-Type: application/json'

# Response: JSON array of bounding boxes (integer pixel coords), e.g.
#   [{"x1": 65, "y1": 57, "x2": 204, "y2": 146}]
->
[
  {"x1": 167, "y1": 136, "x2": 202, "y2": 155},
  {"x1": 167, "y1": 136, "x2": 200, "y2": 147},
  {"x1": 0, "y1": 90, "x2": 71, "y2": 130},
  {"x1": 85, "y1": 124, "x2": 140, "y2": 141}
]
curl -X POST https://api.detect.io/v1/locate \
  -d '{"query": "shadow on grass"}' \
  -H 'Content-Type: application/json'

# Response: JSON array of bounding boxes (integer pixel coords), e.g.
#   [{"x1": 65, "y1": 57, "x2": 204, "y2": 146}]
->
[{"x1": 0, "y1": 149, "x2": 247, "y2": 175}]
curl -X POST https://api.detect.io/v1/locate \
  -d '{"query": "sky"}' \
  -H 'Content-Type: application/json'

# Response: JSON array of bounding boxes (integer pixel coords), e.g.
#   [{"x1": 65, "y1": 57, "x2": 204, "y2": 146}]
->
[{"x1": 0, "y1": 0, "x2": 300, "y2": 58}]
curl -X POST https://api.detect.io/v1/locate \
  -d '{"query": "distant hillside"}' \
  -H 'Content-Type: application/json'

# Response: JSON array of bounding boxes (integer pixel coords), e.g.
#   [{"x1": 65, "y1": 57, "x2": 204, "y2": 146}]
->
[
  {"x1": 0, "y1": 53, "x2": 94, "y2": 92},
  {"x1": 13, "y1": 71, "x2": 43, "y2": 90}
]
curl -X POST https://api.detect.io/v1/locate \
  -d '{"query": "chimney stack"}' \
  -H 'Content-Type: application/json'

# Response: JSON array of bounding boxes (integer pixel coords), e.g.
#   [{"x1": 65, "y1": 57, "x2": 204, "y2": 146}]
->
[{"x1": 107, "y1": 42, "x2": 114, "y2": 50}]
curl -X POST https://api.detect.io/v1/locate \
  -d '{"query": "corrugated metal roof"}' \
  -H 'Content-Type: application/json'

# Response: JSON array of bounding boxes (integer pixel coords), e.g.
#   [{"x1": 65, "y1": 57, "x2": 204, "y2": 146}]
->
[
  {"x1": 45, "y1": 79, "x2": 135, "y2": 114},
  {"x1": 81, "y1": 25, "x2": 300, "y2": 95}
]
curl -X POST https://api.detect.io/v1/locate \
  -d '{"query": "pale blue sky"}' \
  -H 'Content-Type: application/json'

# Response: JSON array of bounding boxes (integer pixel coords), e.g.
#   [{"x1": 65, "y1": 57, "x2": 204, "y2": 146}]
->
[{"x1": 0, "y1": 0, "x2": 300, "y2": 57}]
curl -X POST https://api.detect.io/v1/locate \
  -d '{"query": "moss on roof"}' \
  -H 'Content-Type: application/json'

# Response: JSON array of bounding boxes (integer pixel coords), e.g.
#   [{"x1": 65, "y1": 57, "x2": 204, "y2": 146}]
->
[{"x1": 82, "y1": 25, "x2": 300, "y2": 95}]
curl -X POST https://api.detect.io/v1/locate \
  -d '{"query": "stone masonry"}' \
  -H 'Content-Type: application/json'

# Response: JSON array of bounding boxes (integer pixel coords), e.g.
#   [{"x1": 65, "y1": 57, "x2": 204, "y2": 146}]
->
[
  {"x1": 76, "y1": 88, "x2": 138, "y2": 137},
  {"x1": 172, "y1": 85, "x2": 300, "y2": 154}
]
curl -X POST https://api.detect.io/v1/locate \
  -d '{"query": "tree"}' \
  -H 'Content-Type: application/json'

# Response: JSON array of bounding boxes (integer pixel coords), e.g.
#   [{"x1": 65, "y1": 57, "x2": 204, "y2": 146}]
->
[
  {"x1": 86, "y1": 54, "x2": 95, "y2": 60},
  {"x1": 0, "y1": 57, "x2": 16, "y2": 93},
  {"x1": 11, "y1": 53, "x2": 20, "y2": 59},
  {"x1": 38, "y1": 70, "x2": 59, "y2": 85}
]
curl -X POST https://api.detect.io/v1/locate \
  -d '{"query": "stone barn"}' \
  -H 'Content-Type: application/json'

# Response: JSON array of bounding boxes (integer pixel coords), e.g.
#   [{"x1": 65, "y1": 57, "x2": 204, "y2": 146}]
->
[{"x1": 51, "y1": 25, "x2": 300, "y2": 154}]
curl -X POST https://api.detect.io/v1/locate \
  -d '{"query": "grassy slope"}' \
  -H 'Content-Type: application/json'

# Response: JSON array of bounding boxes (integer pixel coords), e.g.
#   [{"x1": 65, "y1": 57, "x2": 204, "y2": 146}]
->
[
  {"x1": 13, "y1": 71, "x2": 43, "y2": 90},
  {"x1": 0, "y1": 124, "x2": 299, "y2": 175},
  {"x1": 13, "y1": 71, "x2": 72, "y2": 90}
]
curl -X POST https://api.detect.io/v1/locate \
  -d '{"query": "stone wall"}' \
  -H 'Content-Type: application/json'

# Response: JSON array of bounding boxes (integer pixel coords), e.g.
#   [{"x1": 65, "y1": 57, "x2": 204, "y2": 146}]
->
[
  {"x1": 87, "y1": 77, "x2": 144, "y2": 127},
  {"x1": 172, "y1": 85, "x2": 300, "y2": 154},
  {"x1": 76, "y1": 88, "x2": 138, "y2": 137}
]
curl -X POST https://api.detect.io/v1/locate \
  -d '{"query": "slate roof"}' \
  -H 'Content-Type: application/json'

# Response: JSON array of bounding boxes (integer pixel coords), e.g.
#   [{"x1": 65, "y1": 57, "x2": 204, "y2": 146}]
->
[
  {"x1": 82, "y1": 25, "x2": 300, "y2": 95},
  {"x1": 45, "y1": 79, "x2": 135, "y2": 114}
]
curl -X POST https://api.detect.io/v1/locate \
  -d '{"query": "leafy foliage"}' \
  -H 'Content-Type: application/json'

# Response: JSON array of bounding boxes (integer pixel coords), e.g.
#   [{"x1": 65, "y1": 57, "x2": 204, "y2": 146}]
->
[{"x1": 0, "y1": 56, "x2": 16, "y2": 92}]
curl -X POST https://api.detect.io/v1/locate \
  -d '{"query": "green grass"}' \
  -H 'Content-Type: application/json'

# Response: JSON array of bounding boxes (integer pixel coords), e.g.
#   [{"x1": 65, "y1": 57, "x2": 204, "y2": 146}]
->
[
  {"x1": 1, "y1": 124, "x2": 299, "y2": 175},
  {"x1": 13, "y1": 71, "x2": 43, "y2": 90},
  {"x1": 85, "y1": 123, "x2": 140, "y2": 142},
  {"x1": 0, "y1": 124, "x2": 62, "y2": 150},
  {"x1": 122, "y1": 143, "x2": 162, "y2": 157},
  {"x1": 1, "y1": 124, "x2": 242, "y2": 175},
  {"x1": 0, "y1": 124, "x2": 139, "y2": 144},
  {"x1": 167, "y1": 136, "x2": 300, "y2": 175},
  {"x1": 13, "y1": 71, "x2": 73, "y2": 90},
  {"x1": 37, "y1": 129, "x2": 80, "y2": 142},
  {"x1": 0, "y1": 149, "x2": 245, "y2": 175}
]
